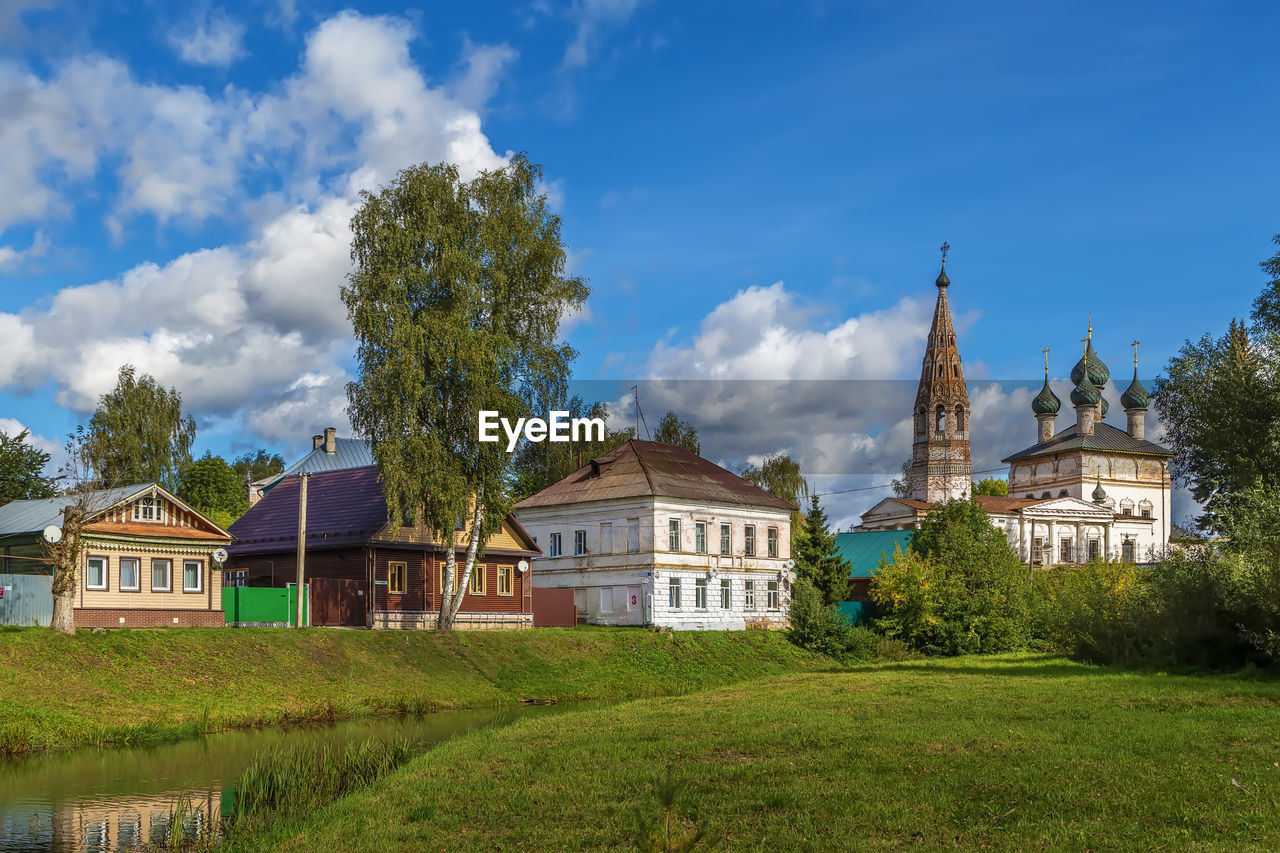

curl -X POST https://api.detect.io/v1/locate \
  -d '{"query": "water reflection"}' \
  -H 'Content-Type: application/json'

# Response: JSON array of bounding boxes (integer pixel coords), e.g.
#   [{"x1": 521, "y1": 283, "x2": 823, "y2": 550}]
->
[{"x1": 0, "y1": 704, "x2": 573, "y2": 852}]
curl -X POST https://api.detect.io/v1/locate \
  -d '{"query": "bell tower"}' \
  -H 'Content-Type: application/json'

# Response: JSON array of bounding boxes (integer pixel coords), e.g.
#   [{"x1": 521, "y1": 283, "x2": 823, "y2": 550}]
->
[{"x1": 908, "y1": 242, "x2": 972, "y2": 503}]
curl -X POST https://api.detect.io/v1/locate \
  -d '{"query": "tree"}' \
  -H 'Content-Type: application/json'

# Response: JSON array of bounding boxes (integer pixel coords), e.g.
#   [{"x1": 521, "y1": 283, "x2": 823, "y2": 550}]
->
[
  {"x1": 343, "y1": 154, "x2": 588, "y2": 631},
  {"x1": 178, "y1": 452, "x2": 249, "y2": 528},
  {"x1": 872, "y1": 499, "x2": 1031, "y2": 655},
  {"x1": 973, "y1": 476, "x2": 1009, "y2": 497},
  {"x1": 0, "y1": 429, "x2": 57, "y2": 504},
  {"x1": 46, "y1": 428, "x2": 116, "y2": 635},
  {"x1": 232, "y1": 449, "x2": 285, "y2": 484},
  {"x1": 652, "y1": 411, "x2": 700, "y2": 455},
  {"x1": 793, "y1": 493, "x2": 852, "y2": 605},
  {"x1": 510, "y1": 396, "x2": 632, "y2": 500},
  {"x1": 84, "y1": 365, "x2": 195, "y2": 492},
  {"x1": 890, "y1": 458, "x2": 912, "y2": 498},
  {"x1": 1154, "y1": 320, "x2": 1279, "y2": 531},
  {"x1": 741, "y1": 452, "x2": 809, "y2": 530}
]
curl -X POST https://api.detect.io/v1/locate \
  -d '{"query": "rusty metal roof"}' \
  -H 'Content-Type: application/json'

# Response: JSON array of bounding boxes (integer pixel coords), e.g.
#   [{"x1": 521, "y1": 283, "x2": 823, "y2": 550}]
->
[{"x1": 514, "y1": 440, "x2": 797, "y2": 511}]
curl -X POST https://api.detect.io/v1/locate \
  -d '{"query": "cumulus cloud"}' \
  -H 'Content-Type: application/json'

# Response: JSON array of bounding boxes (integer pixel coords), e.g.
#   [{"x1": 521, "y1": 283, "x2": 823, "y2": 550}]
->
[
  {"x1": 562, "y1": 0, "x2": 644, "y2": 70},
  {"x1": 170, "y1": 10, "x2": 246, "y2": 67},
  {"x1": 449, "y1": 38, "x2": 519, "y2": 110},
  {"x1": 0, "y1": 11, "x2": 513, "y2": 449},
  {"x1": 0, "y1": 416, "x2": 62, "y2": 474}
]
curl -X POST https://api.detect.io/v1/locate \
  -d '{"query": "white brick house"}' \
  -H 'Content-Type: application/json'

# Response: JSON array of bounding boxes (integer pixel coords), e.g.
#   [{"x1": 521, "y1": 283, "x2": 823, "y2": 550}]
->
[{"x1": 513, "y1": 440, "x2": 796, "y2": 630}]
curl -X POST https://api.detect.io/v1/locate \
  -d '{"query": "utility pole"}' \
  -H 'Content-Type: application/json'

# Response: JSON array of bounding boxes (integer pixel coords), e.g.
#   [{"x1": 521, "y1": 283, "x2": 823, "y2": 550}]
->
[{"x1": 296, "y1": 473, "x2": 309, "y2": 628}]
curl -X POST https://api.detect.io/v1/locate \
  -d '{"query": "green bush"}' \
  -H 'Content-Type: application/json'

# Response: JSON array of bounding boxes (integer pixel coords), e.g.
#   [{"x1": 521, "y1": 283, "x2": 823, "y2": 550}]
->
[
  {"x1": 788, "y1": 579, "x2": 878, "y2": 662},
  {"x1": 870, "y1": 500, "x2": 1032, "y2": 656},
  {"x1": 1031, "y1": 561, "x2": 1152, "y2": 665}
]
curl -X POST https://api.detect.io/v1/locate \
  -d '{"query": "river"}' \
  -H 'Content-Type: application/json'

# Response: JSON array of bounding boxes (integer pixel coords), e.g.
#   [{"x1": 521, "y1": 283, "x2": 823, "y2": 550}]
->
[{"x1": 0, "y1": 703, "x2": 576, "y2": 852}]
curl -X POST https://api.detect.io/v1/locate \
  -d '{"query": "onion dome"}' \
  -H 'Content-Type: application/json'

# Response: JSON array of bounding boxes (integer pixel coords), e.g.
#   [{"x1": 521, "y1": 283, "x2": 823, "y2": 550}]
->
[
  {"x1": 1121, "y1": 369, "x2": 1150, "y2": 410},
  {"x1": 1070, "y1": 339, "x2": 1110, "y2": 388},
  {"x1": 1070, "y1": 369, "x2": 1101, "y2": 407},
  {"x1": 1100, "y1": 395, "x2": 1110, "y2": 418},
  {"x1": 1032, "y1": 376, "x2": 1061, "y2": 415},
  {"x1": 1092, "y1": 480, "x2": 1107, "y2": 502},
  {"x1": 935, "y1": 265, "x2": 950, "y2": 288}
]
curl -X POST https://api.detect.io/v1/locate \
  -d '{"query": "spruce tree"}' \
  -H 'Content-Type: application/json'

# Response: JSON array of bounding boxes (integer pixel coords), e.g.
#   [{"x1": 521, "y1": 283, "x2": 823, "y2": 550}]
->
[{"x1": 793, "y1": 493, "x2": 852, "y2": 605}]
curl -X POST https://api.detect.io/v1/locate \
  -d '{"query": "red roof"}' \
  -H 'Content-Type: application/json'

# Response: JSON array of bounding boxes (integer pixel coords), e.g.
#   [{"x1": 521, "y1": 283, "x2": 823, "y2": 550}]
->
[{"x1": 514, "y1": 440, "x2": 797, "y2": 512}]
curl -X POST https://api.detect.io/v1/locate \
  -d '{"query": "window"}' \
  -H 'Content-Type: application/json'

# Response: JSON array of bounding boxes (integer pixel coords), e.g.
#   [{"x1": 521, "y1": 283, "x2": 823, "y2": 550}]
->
[
  {"x1": 767, "y1": 527, "x2": 779, "y2": 558},
  {"x1": 720, "y1": 579, "x2": 731, "y2": 609},
  {"x1": 574, "y1": 530, "x2": 587, "y2": 556},
  {"x1": 668, "y1": 577, "x2": 681, "y2": 608},
  {"x1": 1032, "y1": 537, "x2": 1046, "y2": 566},
  {"x1": 744, "y1": 525, "x2": 756, "y2": 557},
  {"x1": 1059, "y1": 538, "x2": 1074, "y2": 564},
  {"x1": 955, "y1": 405, "x2": 965, "y2": 432},
  {"x1": 1041, "y1": 492, "x2": 1051, "y2": 499},
  {"x1": 627, "y1": 519, "x2": 640, "y2": 553},
  {"x1": 1087, "y1": 539, "x2": 1101, "y2": 562},
  {"x1": 120, "y1": 557, "x2": 140, "y2": 591},
  {"x1": 1139, "y1": 500, "x2": 1153, "y2": 519},
  {"x1": 388, "y1": 561, "x2": 407, "y2": 594},
  {"x1": 549, "y1": 532, "x2": 562, "y2": 558},
  {"x1": 182, "y1": 560, "x2": 203, "y2": 593},
  {"x1": 1121, "y1": 539, "x2": 1136, "y2": 563},
  {"x1": 935, "y1": 404, "x2": 946, "y2": 434},
  {"x1": 132, "y1": 495, "x2": 164, "y2": 523},
  {"x1": 470, "y1": 564, "x2": 487, "y2": 595},
  {"x1": 695, "y1": 578, "x2": 707, "y2": 609},
  {"x1": 151, "y1": 559, "x2": 172, "y2": 592},
  {"x1": 668, "y1": 519, "x2": 680, "y2": 551},
  {"x1": 86, "y1": 556, "x2": 107, "y2": 590},
  {"x1": 1059, "y1": 489, "x2": 1069, "y2": 497},
  {"x1": 767, "y1": 580, "x2": 780, "y2": 610},
  {"x1": 695, "y1": 522, "x2": 707, "y2": 554},
  {"x1": 720, "y1": 523, "x2": 731, "y2": 555},
  {"x1": 744, "y1": 580, "x2": 756, "y2": 610},
  {"x1": 498, "y1": 564, "x2": 514, "y2": 596},
  {"x1": 1120, "y1": 499, "x2": 1134, "y2": 517}
]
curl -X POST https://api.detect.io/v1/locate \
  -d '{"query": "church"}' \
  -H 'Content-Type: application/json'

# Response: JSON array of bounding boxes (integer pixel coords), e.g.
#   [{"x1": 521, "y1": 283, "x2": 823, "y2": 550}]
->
[{"x1": 856, "y1": 249, "x2": 1174, "y2": 566}]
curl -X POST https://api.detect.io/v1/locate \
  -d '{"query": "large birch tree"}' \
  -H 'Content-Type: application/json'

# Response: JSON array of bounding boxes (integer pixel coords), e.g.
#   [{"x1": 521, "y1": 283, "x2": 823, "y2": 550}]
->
[{"x1": 343, "y1": 154, "x2": 588, "y2": 631}]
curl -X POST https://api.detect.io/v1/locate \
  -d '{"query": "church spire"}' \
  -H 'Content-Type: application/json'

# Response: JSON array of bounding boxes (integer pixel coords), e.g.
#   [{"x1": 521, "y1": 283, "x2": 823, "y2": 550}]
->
[{"x1": 908, "y1": 242, "x2": 971, "y2": 503}]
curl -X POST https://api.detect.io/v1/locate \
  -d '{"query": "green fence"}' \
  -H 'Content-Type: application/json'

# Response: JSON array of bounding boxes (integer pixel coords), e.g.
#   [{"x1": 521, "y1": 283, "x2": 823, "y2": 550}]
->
[{"x1": 222, "y1": 585, "x2": 309, "y2": 627}]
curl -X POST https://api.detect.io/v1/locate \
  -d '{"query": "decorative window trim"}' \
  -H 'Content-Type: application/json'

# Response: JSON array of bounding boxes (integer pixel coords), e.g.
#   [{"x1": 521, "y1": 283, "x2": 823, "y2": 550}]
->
[
  {"x1": 388, "y1": 561, "x2": 407, "y2": 595},
  {"x1": 85, "y1": 555, "x2": 109, "y2": 591},
  {"x1": 119, "y1": 557, "x2": 141, "y2": 592},
  {"x1": 131, "y1": 494, "x2": 165, "y2": 524},
  {"x1": 469, "y1": 564, "x2": 487, "y2": 595},
  {"x1": 151, "y1": 558, "x2": 172, "y2": 593},
  {"x1": 498, "y1": 564, "x2": 514, "y2": 596},
  {"x1": 182, "y1": 559, "x2": 204, "y2": 594}
]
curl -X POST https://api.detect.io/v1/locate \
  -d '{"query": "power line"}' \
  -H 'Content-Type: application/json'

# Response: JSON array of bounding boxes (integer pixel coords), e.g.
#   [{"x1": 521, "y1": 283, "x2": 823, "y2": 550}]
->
[{"x1": 813, "y1": 465, "x2": 1009, "y2": 499}]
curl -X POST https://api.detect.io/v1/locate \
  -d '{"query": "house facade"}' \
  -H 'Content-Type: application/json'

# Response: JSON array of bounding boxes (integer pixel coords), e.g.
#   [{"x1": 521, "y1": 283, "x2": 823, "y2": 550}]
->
[
  {"x1": 514, "y1": 440, "x2": 796, "y2": 630},
  {"x1": 228, "y1": 465, "x2": 539, "y2": 629},
  {"x1": 0, "y1": 484, "x2": 231, "y2": 629}
]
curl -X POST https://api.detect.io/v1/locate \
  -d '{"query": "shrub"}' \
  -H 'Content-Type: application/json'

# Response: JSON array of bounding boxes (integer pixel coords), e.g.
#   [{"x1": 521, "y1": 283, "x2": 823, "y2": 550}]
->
[
  {"x1": 870, "y1": 500, "x2": 1032, "y2": 656},
  {"x1": 1031, "y1": 561, "x2": 1152, "y2": 665},
  {"x1": 788, "y1": 579, "x2": 878, "y2": 662}
]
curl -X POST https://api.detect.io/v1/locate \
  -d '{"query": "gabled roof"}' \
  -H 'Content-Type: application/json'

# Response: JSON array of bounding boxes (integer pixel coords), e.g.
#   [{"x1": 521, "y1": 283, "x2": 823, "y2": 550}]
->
[
  {"x1": 229, "y1": 466, "x2": 538, "y2": 556},
  {"x1": 254, "y1": 438, "x2": 377, "y2": 497},
  {"x1": 513, "y1": 440, "x2": 797, "y2": 512},
  {"x1": 0, "y1": 484, "x2": 151, "y2": 536},
  {"x1": 1003, "y1": 421, "x2": 1173, "y2": 462},
  {"x1": 860, "y1": 494, "x2": 1050, "y2": 523},
  {"x1": 835, "y1": 529, "x2": 914, "y2": 578}
]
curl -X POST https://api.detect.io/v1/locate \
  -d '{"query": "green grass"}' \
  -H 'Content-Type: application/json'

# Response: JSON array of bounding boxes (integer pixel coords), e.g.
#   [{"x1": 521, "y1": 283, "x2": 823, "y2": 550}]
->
[
  {"x1": 0, "y1": 626, "x2": 828, "y2": 755},
  {"x1": 231, "y1": 655, "x2": 1280, "y2": 852}
]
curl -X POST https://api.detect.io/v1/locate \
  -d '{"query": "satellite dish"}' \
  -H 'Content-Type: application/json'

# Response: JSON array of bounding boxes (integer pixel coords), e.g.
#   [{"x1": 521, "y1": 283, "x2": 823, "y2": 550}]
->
[
  {"x1": 42, "y1": 525, "x2": 63, "y2": 545},
  {"x1": 517, "y1": 559, "x2": 529, "y2": 573},
  {"x1": 783, "y1": 559, "x2": 795, "y2": 570},
  {"x1": 212, "y1": 547, "x2": 229, "y2": 564}
]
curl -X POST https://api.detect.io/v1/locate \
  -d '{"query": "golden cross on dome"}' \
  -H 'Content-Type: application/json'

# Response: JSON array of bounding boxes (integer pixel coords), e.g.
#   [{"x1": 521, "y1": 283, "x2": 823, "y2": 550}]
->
[
  {"x1": 939, "y1": 241, "x2": 950, "y2": 263},
  {"x1": 1132, "y1": 340, "x2": 1140, "y2": 366},
  {"x1": 1087, "y1": 314, "x2": 1093, "y2": 343},
  {"x1": 1042, "y1": 347, "x2": 1050, "y2": 375}
]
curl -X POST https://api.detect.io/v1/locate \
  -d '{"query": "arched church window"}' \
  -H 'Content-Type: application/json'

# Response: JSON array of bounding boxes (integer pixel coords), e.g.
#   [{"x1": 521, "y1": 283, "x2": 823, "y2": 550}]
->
[
  {"x1": 1119, "y1": 499, "x2": 1134, "y2": 516},
  {"x1": 1059, "y1": 489, "x2": 1068, "y2": 497},
  {"x1": 915, "y1": 408, "x2": 925, "y2": 436},
  {"x1": 935, "y1": 405, "x2": 946, "y2": 434},
  {"x1": 1138, "y1": 499, "x2": 1153, "y2": 519},
  {"x1": 1041, "y1": 492, "x2": 1051, "y2": 499},
  {"x1": 954, "y1": 405, "x2": 965, "y2": 432}
]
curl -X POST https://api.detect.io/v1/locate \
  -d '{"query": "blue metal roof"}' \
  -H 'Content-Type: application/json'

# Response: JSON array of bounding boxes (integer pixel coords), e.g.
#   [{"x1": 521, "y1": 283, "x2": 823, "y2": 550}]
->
[
  {"x1": 281, "y1": 438, "x2": 375, "y2": 476},
  {"x1": 835, "y1": 529, "x2": 915, "y2": 578},
  {"x1": 0, "y1": 484, "x2": 152, "y2": 537}
]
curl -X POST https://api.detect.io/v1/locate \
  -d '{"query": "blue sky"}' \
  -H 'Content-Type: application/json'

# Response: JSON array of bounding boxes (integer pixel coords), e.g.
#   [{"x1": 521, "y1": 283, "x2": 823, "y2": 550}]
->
[{"x1": 1, "y1": 1, "x2": 1276, "y2": 524}]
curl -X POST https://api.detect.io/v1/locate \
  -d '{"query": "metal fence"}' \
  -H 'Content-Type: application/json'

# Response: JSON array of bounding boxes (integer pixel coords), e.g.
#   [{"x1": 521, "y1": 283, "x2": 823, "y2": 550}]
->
[
  {"x1": 0, "y1": 573, "x2": 53, "y2": 627},
  {"x1": 222, "y1": 585, "x2": 309, "y2": 627}
]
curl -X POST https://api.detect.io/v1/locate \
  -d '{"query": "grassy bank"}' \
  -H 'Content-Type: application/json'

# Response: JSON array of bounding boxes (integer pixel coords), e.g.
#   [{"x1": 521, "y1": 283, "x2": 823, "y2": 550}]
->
[
  {"x1": 235, "y1": 655, "x2": 1280, "y2": 852},
  {"x1": 0, "y1": 626, "x2": 828, "y2": 755}
]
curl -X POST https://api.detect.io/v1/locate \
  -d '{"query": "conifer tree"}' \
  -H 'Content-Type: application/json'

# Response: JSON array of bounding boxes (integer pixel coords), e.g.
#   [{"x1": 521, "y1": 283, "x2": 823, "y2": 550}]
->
[{"x1": 793, "y1": 493, "x2": 851, "y2": 605}]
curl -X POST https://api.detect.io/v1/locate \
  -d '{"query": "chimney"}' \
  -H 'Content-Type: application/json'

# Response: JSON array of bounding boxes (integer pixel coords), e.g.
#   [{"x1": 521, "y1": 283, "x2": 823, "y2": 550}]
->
[
  {"x1": 312, "y1": 434, "x2": 324, "y2": 450},
  {"x1": 324, "y1": 427, "x2": 337, "y2": 455}
]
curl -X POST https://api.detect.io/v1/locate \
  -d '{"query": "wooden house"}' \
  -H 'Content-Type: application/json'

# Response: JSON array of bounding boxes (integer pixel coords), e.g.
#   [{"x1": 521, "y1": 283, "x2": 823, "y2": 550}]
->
[
  {"x1": 0, "y1": 484, "x2": 231, "y2": 628},
  {"x1": 227, "y1": 466, "x2": 539, "y2": 629}
]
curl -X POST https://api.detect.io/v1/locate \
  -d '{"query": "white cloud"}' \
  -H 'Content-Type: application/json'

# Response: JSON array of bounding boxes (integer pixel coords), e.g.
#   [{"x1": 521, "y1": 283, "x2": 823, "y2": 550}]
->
[
  {"x1": 0, "y1": 417, "x2": 62, "y2": 475},
  {"x1": 170, "y1": 10, "x2": 246, "y2": 67},
  {"x1": 0, "y1": 229, "x2": 48, "y2": 272},
  {"x1": 0, "y1": 11, "x2": 514, "y2": 446},
  {"x1": 449, "y1": 38, "x2": 519, "y2": 110},
  {"x1": 562, "y1": 0, "x2": 644, "y2": 70}
]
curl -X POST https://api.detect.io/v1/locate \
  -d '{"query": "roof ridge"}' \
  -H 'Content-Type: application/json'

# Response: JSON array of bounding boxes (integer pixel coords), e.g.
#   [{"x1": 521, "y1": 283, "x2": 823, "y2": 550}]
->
[{"x1": 629, "y1": 439, "x2": 658, "y2": 496}]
